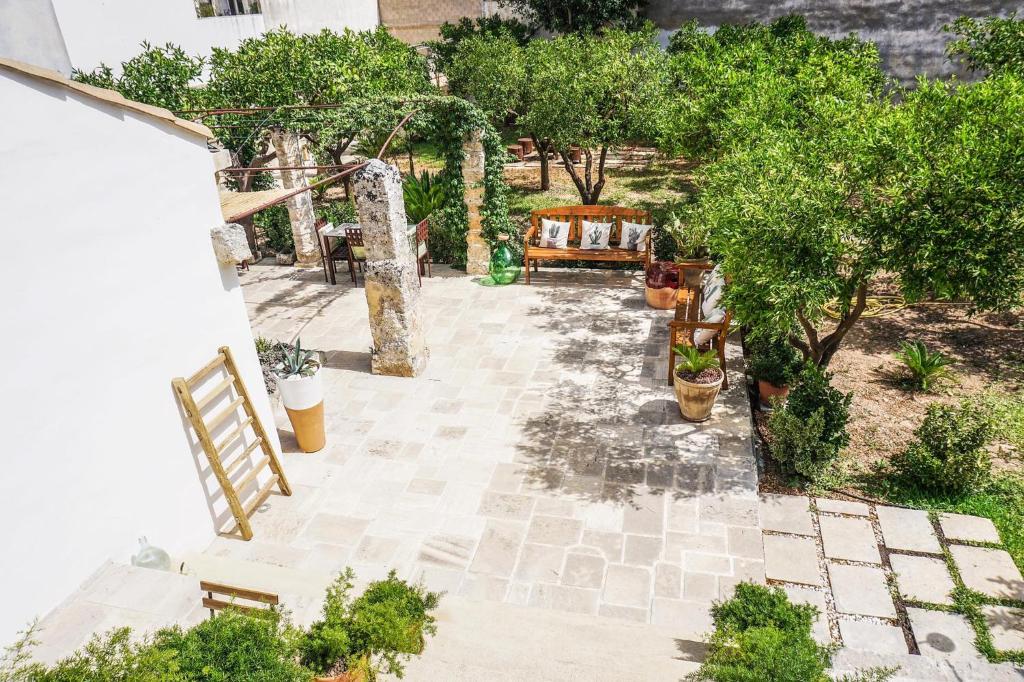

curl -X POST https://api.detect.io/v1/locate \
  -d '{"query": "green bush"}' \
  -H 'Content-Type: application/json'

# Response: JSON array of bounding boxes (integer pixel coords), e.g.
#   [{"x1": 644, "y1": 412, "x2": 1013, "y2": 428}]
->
[
  {"x1": 11, "y1": 628, "x2": 178, "y2": 682},
  {"x1": 403, "y1": 171, "x2": 448, "y2": 224},
  {"x1": 891, "y1": 401, "x2": 993, "y2": 496},
  {"x1": 254, "y1": 205, "x2": 293, "y2": 254},
  {"x1": 747, "y1": 338, "x2": 803, "y2": 387},
  {"x1": 894, "y1": 340, "x2": 953, "y2": 391},
  {"x1": 689, "y1": 583, "x2": 830, "y2": 682},
  {"x1": 786, "y1": 364, "x2": 852, "y2": 456},
  {"x1": 318, "y1": 200, "x2": 358, "y2": 226}
]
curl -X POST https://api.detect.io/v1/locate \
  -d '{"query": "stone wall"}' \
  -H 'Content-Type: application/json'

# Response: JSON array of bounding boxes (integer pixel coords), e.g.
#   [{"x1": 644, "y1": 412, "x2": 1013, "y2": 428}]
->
[
  {"x1": 378, "y1": 0, "x2": 506, "y2": 43},
  {"x1": 643, "y1": 0, "x2": 1016, "y2": 84}
]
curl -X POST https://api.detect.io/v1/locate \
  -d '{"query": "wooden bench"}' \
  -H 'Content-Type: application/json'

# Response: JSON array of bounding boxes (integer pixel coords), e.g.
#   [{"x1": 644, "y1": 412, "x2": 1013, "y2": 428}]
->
[
  {"x1": 668, "y1": 262, "x2": 732, "y2": 388},
  {"x1": 200, "y1": 580, "x2": 279, "y2": 618},
  {"x1": 524, "y1": 206, "x2": 653, "y2": 284}
]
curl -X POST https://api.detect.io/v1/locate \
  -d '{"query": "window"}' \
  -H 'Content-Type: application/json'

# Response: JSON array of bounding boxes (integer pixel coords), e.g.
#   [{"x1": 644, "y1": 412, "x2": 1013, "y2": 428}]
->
[{"x1": 194, "y1": 0, "x2": 261, "y2": 18}]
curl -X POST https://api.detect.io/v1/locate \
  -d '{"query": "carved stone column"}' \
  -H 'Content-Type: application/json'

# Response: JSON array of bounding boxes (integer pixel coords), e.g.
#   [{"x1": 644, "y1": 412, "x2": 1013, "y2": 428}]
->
[
  {"x1": 269, "y1": 128, "x2": 319, "y2": 268},
  {"x1": 353, "y1": 160, "x2": 429, "y2": 377},
  {"x1": 463, "y1": 129, "x2": 490, "y2": 275}
]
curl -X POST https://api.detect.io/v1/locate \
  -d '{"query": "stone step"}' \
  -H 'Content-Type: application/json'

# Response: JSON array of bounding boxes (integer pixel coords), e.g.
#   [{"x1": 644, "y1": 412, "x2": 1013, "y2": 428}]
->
[{"x1": 383, "y1": 594, "x2": 704, "y2": 681}]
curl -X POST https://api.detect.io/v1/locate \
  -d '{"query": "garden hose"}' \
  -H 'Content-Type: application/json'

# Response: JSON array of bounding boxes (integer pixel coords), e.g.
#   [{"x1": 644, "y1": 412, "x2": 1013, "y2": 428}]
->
[{"x1": 823, "y1": 295, "x2": 906, "y2": 319}]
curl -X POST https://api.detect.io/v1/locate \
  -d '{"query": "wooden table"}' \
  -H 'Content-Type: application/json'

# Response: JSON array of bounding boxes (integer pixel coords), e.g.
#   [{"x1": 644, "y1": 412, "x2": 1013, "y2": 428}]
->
[{"x1": 320, "y1": 223, "x2": 420, "y2": 286}]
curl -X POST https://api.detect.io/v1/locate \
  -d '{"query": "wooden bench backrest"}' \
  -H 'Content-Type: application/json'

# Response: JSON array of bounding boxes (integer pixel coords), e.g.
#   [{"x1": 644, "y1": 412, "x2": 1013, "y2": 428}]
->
[
  {"x1": 530, "y1": 206, "x2": 652, "y2": 245},
  {"x1": 201, "y1": 580, "x2": 279, "y2": 618}
]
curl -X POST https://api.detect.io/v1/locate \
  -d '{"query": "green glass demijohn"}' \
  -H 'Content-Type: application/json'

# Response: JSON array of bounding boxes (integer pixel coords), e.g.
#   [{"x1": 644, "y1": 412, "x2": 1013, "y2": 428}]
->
[{"x1": 488, "y1": 234, "x2": 520, "y2": 285}]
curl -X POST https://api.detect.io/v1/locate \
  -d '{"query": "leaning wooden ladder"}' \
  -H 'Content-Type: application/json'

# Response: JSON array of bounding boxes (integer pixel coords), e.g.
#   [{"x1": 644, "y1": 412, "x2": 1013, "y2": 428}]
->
[{"x1": 172, "y1": 346, "x2": 292, "y2": 540}]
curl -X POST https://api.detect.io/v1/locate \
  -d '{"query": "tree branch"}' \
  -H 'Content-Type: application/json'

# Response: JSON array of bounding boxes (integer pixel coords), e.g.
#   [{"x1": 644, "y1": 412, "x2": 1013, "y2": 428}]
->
[
  {"x1": 818, "y1": 282, "x2": 869, "y2": 366},
  {"x1": 559, "y1": 149, "x2": 589, "y2": 203}
]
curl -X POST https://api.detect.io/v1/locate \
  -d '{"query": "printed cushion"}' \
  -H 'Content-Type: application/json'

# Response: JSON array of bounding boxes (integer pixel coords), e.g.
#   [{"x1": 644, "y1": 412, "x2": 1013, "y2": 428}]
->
[
  {"x1": 701, "y1": 265, "x2": 726, "y2": 319},
  {"x1": 618, "y1": 220, "x2": 652, "y2": 252},
  {"x1": 540, "y1": 218, "x2": 570, "y2": 249},
  {"x1": 693, "y1": 308, "x2": 726, "y2": 346},
  {"x1": 580, "y1": 220, "x2": 612, "y2": 250}
]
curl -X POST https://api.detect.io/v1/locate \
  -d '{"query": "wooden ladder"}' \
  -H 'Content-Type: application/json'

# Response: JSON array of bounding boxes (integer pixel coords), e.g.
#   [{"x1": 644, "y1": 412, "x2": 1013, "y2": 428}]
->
[{"x1": 173, "y1": 346, "x2": 291, "y2": 540}]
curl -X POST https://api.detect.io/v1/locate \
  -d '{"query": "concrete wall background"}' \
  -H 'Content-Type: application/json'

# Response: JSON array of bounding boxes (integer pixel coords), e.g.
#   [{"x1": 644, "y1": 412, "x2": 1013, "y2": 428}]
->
[
  {"x1": 262, "y1": 0, "x2": 379, "y2": 35},
  {"x1": 0, "y1": 70, "x2": 280, "y2": 644},
  {"x1": 0, "y1": 0, "x2": 72, "y2": 74},
  {"x1": 643, "y1": 0, "x2": 1019, "y2": 84}
]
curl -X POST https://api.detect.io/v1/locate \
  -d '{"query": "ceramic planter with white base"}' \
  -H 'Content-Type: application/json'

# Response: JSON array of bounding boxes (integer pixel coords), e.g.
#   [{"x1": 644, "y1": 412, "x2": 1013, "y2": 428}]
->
[{"x1": 277, "y1": 368, "x2": 325, "y2": 452}]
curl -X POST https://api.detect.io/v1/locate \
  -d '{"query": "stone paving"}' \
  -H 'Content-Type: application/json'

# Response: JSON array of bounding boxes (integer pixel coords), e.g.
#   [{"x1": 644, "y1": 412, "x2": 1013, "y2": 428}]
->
[{"x1": 760, "y1": 493, "x2": 1024, "y2": 668}]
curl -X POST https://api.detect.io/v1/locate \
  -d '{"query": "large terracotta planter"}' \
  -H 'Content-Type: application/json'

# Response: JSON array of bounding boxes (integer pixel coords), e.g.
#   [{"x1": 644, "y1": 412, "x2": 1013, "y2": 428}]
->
[
  {"x1": 674, "y1": 370, "x2": 724, "y2": 422},
  {"x1": 757, "y1": 379, "x2": 790, "y2": 408},
  {"x1": 645, "y1": 286, "x2": 678, "y2": 309},
  {"x1": 277, "y1": 368, "x2": 325, "y2": 453}
]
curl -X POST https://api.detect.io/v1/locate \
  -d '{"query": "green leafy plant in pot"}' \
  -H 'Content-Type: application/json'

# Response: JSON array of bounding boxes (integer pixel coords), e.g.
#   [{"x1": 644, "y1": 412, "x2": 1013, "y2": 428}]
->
[
  {"x1": 673, "y1": 345, "x2": 724, "y2": 421},
  {"x1": 747, "y1": 337, "x2": 803, "y2": 408},
  {"x1": 275, "y1": 338, "x2": 326, "y2": 453},
  {"x1": 663, "y1": 210, "x2": 709, "y2": 288}
]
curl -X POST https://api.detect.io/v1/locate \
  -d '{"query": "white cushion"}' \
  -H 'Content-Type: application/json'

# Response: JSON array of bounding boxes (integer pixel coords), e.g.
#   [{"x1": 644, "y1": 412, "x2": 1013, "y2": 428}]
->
[
  {"x1": 693, "y1": 308, "x2": 725, "y2": 346},
  {"x1": 580, "y1": 220, "x2": 612, "y2": 250},
  {"x1": 417, "y1": 241, "x2": 428, "y2": 258},
  {"x1": 618, "y1": 220, "x2": 652, "y2": 252},
  {"x1": 701, "y1": 265, "x2": 726, "y2": 319},
  {"x1": 540, "y1": 218, "x2": 570, "y2": 248}
]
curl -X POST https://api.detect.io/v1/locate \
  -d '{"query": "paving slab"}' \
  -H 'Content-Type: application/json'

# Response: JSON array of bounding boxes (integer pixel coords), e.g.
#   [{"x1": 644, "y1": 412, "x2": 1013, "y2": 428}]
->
[
  {"x1": 828, "y1": 563, "x2": 896, "y2": 618},
  {"x1": 562, "y1": 553, "x2": 606, "y2": 589},
  {"x1": 839, "y1": 618, "x2": 908, "y2": 654},
  {"x1": 819, "y1": 515, "x2": 881, "y2": 564},
  {"x1": 602, "y1": 564, "x2": 652, "y2": 609},
  {"x1": 816, "y1": 497, "x2": 870, "y2": 516},
  {"x1": 782, "y1": 585, "x2": 831, "y2": 645},
  {"x1": 908, "y1": 607, "x2": 983, "y2": 660},
  {"x1": 759, "y1": 494, "x2": 814, "y2": 535},
  {"x1": 949, "y1": 545, "x2": 1024, "y2": 601},
  {"x1": 877, "y1": 506, "x2": 942, "y2": 554},
  {"x1": 939, "y1": 513, "x2": 1001, "y2": 544},
  {"x1": 889, "y1": 553, "x2": 956, "y2": 605},
  {"x1": 764, "y1": 534, "x2": 822, "y2": 586},
  {"x1": 982, "y1": 605, "x2": 1024, "y2": 652}
]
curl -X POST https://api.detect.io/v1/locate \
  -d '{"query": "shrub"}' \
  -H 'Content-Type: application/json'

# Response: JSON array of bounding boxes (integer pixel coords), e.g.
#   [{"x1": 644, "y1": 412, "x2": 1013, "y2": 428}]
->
[
  {"x1": 689, "y1": 583, "x2": 830, "y2": 682},
  {"x1": 318, "y1": 199, "x2": 358, "y2": 226},
  {"x1": 747, "y1": 338, "x2": 803, "y2": 387},
  {"x1": 786, "y1": 364, "x2": 852, "y2": 456},
  {"x1": 891, "y1": 401, "x2": 993, "y2": 496},
  {"x1": 894, "y1": 340, "x2": 953, "y2": 391},
  {"x1": 673, "y1": 345, "x2": 722, "y2": 382},
  {"x1": 254, "y1": 205, "x2": 293, "y2": 254},
  {"x1": 403, "y1": 171, "x2": 448, "y2": 223},
  {"x1": 11, "y1": 628, "x2": 178, "y2": 682}
]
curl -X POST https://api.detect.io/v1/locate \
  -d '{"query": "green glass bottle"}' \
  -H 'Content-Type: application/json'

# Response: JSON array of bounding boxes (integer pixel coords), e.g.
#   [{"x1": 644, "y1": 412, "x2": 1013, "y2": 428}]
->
[{"x1": 488, "y1": 234, "x2": 520, "y2": 285}]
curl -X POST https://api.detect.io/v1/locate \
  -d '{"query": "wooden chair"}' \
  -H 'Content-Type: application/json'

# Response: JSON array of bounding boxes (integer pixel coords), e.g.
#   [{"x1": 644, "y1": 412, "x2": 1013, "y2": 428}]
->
[
  {"x1": 524, "y1": 206, "x2": 653, "y2": 284},
  {"x1": 344, "y1": 227, "x2": 366, "y2": 285},
  {"x1": 413, "y1": 218, "x2": 431, "y2": 284},
  {"x1": 668, "y1": 262, "x2": 732, "y2": 389},
  {"x1": 200, "y1": 581, "x2": 278, "y2": 618},
  {"x1": 316, "y1": 221, "x2": 347, "y2": 285}
]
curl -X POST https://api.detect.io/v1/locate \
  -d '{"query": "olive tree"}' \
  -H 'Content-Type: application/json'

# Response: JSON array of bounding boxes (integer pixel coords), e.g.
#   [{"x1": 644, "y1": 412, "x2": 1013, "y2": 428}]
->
[
  {"x1": 497, "y1": 0, "x2": 644, "y2": 34},
  {"x1": 72, "y1": 42, "x2": 203, "y2": 111},
  {"x1": 945, "y1": 13, "x2": 1024, "y2": 75},
  {"x1": 521, "y1": 28, "x2": 667, "y2": 204}
]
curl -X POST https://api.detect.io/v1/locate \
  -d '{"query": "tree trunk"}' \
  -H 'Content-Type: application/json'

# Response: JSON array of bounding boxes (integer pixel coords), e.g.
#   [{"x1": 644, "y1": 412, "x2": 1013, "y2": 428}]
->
[
  {"x1": 407, "y1": 141, "x2": 416, "y2": 176},
  {"x1": 558, "y1": 146, "x2": 608, "y2": 205},
  {"x1": 791, "y1": 282, "x2": 869, "y2": 368},
  {"x1": 238, "y1": 215, "x2": 258, "y2": 257},
  {"x1": 531, "y1": 134, "x2": 550, "y2": 191}
]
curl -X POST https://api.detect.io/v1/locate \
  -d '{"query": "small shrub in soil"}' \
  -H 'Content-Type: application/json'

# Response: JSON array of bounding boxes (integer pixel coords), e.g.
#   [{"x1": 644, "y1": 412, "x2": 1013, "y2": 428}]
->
[
  {"x1": 747, "y1": 337, "x2": 802, "y2": 387},
  {"x1": 890, "y1": 400, "x2": 993, "y2": 496}
]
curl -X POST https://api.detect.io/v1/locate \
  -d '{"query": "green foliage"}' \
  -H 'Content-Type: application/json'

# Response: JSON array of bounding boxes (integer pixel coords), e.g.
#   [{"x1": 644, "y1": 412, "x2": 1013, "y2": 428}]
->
[
  {"x1": 689, "y1": 583, "x2": 831, "y2": 682},
  {"x1": 429, "y1": 16, "x2": 534, "y2": 73},
  {"x1": 277, "y1": 338, "x2": 318, "y2": 378},
  {"x1": 979, "y1": 391, "x2": 1024, "y2": 454},
  {"x1": 403, "y1": 171, "x2": 449, "y2": 223},
  {"x1": 498, "y1": 0, "x2": 645, "y2": 33},
  {"x1": 7, "y1": 627, "x2": 178, "y2": 682},
  {"x1": 747, "y1": 338, "x2": 803, "y2": 387},
  {"x1": 890, "y1": 401, "x2": 994, "y2": 496},
  {"x1": 673, "y1": 346, "x2": 721, "y2": 376},
  {"x1": 661, "y1": 209, "x2": 708, "y2": 261},
  {"x1": 894, "y1": 340, "x2": 954, "y2": 391},
  {"x1": 254, "y1": 205, "x2": 292, "y2": 254},
  {"x1": 769, "y1": 364, "x2": 851, "y2": 481},
  {"x1": 946, "y1": 13, "x2": 1024, "y2": 75},
  {"x1": 73, "y1": 42, "x2": 204, "y2": 111},
  {"x1": 317, "y1": 200, "x2": 358, "y2": 226},
  {"x1": 446, "y1": 33, "x2": 528, "y2": 127}
]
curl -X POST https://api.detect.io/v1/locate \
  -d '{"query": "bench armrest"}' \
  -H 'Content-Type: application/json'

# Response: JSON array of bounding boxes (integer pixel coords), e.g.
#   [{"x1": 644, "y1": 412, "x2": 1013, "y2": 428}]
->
[{"x1": 524, "y1": 224, "x2": 538, "y2": 250}]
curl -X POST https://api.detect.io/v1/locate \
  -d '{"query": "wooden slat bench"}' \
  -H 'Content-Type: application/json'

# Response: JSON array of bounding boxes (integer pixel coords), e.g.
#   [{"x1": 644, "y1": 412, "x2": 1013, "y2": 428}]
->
[
  {"x1": 668, "y1": 262, "x2": 732, "y2": 388},
  {"x1": 201, "y1": 580, "x2": 279, "y2": 618},
  {"x1": 524, "y1": 206, "x2": 653, "y2": 284}
]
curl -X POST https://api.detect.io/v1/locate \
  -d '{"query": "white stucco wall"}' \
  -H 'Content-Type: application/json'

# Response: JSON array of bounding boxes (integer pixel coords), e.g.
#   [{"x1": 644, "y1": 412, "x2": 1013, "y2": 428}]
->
[
  {"x1": 263, "y1": 0, "x2": 379, "y2": 34},
  {"x1": 0, "y1": 0, "x2": 72, "y2": 75},
  {"x1": 0, "y1": 70, "x2": 280, "y2": 644},
  {"x1": 50, "y1": 0, "x2": 266, "y2": 72}
]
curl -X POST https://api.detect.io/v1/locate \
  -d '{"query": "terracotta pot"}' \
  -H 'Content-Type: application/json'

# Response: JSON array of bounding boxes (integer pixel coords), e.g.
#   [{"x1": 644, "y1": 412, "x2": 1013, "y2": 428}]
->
[
  {"x1": 314, "y1": 672, "x2": 364, "y2": 682},
  {"x1": 277, "y1": 368, "x2": 326, "y2": 453},
  {"x1": 645, "y1": 286, "x2": 678, "y2": 310},
  {"x1": 758, "y1": 380, "x2": 790, "y2": 408},
  {"x1": 674, "y1": 371, "x2": 724, "y2": 422}
]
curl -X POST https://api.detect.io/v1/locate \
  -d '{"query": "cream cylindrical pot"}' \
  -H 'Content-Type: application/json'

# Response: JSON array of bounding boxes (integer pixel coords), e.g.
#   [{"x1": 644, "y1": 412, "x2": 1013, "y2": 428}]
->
[{"x1": 278, "y1": 369, "x2": 325, "y2": 453}]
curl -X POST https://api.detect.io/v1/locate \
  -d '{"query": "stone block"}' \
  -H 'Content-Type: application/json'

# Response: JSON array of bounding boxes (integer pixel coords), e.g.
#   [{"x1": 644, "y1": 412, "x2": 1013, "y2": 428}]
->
[
  {"x1": 982, "y1": 605, "x2": 1024, "y2": 651},
  {"x1": 828, "y1": 563, "x2": 896, "y2": 618},
  {"x1": 908, "y1": 607, "x2": 982, "y2": 660},
  {"x1": 839, "y1": 619, "x2": 908, "y2": 654},
  {"x1": 889, "y1": 553, "x2": 955, "y2": 605},
  {"x1": 469, "y1": 520, "x2": 525, "y2": 577},
  {"x1": 514, "y1": 543, "x2": 565, "y2": 583},
  {"x1": 683, "y1": 552, "x2": 732, "y2": 575},
  {"x1": 819, "y1": 515, "x2": 880, "y2": 564},
  {"x1": 763, "y1": 534, "x2": 822, "y2": 586},
  {"x1": 815, "y1": 497, "x2": 870, "y2": 516},
  {"x1": 562, "y1": 553, "x2": 606, "y2": 589},
  {"x1": 478, "y1": 491, "x2": 535, "y2": 520},
  {"x1": 939, "y1": 513, "x2": 1001, "y2": 544},
  {"x1": 950, "y1": 545, "x2": 1024, "y2": 600},
  {"x1": 877, "y1": 506, "x2": 941, "y2": 553},
  {"x1": 651, "y1": 598, "x2": 714, "y2": 640},
  {"x1": 528, "y1": 583, "x2": 599, "y2": 615},
  {"x1": 602, "y1": 564, "x2": 651, "y2": 608},
  {"x1": 624, "y1": 535, "x2": 663, "y2": 566},
  {"x1": 654, "y1": 562, "x2": 682, "y2": 598},
  {"x1": 726, "y1": 525, "x2": 764, "y2": 559},
  {"x1": 683, "y1": 572, "x2": 718, "y2": 602},
  {"x1": 209, "y1": 223, "x2": 253, "y2": 264},
  {"x1": 526, "y1": 516, "x2": 583, "y2": 546},
  {"x1": 760, "y1": 494, "x2": 814, "y2": 535}
]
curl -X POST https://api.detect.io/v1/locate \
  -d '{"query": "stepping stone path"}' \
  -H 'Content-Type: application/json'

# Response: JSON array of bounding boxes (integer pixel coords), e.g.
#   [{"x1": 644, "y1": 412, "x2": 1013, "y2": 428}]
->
[{"x1": 759, "y1": 493, "x2": 1024, "y2": 668}]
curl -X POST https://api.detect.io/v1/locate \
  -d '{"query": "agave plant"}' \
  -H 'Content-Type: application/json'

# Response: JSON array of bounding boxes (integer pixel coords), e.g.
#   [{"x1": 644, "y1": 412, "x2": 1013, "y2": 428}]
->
[
  {"x1": 403, "y1": 171, "x2": 448, "y2": 223},
  {"x1": 895, "y1": 340, "x2": 953, "y2": 391},
  {"x1": 674, "y1": 345, "x2": 721, "y2": 377},
  {"x1": 276, "y1": 338, "x2": 319, "y2": 379}
]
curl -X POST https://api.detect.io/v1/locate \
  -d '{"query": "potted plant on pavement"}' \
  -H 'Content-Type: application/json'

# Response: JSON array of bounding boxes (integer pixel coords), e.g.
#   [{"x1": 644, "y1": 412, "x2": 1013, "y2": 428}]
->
[
  {"x1": 645, "y1": 260, "x2": 679, "y2": 309},
  {"x1": 276, "y1": 338, "x2": 325, "y2": 453},
  {"x1": 748, "y1": 338, "x2": 803, "y2": 409},
  {"x1": 663, "y1": 210, "x2": 710, "y2": 288},
  {"x1": 673, "y1": 345, "x2": 725, "y2": 421}
]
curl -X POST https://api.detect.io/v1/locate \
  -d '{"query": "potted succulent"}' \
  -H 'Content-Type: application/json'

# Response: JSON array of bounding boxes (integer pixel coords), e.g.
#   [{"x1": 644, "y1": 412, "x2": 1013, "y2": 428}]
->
[
  {"x1": 663, "y1": 211, "x2": 710, "y2": 288},
  {"x1": 275, "y1": 338, "x2": 325, "y2": 453},
  {"x1": 747, "y1": 338, "x2": 803, "y2": 409},
  {"x1": 645, "y1": 260, "x2": 679, "y2": 309},
  {"x1": 673, "y1": 345, "x2": 725, "y2": 422}
]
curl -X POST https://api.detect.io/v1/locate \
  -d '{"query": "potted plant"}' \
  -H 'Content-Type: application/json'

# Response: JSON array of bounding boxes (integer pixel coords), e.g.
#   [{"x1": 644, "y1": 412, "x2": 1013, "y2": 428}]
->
[
  {"x1": 747, "y1": 338, "x2": 803, "y2": 408},
  {"x1": 644, "y1": 260, "x2": 679, "y2": 309},
  {"x1": 275, "y1": 338, "x2": 325, "y2": 453},
  {"x1": 663, "y1": 211, "x2": 710, "y2": 288},
  {"x1": 673, "y1": 345, "x2": 725, "y2": 422}
]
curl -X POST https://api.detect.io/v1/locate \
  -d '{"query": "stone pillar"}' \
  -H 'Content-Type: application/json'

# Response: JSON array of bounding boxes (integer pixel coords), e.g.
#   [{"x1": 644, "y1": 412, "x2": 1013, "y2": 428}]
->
[
  {"x1": 269, "y1": 128, "x2": 320, "y2": 268},
  {"x1": 463, "y1": 129, "x2": 490, "y2": 275},
  {"x1": 353, "y1": 160, "x2": 429, "y2": 377}
]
